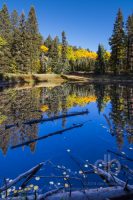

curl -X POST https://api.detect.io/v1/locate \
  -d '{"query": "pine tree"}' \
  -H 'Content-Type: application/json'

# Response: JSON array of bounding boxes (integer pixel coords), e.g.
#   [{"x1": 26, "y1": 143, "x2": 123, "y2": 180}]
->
[
  {"x1": 61, "y1": 31, "x2": 68, "y2": 71},
  {"x1": 15, "y1": 12, "x2": 30, "y2": 73},
  {"x1": 27, "y1": 6, "x2": 42, "y2": 73},
  {"x1": 95, "y1": 44, "x2": 106, "y2": 74},
  {"x1": 109, "y1": 9, "x2": 126, "y2": 75},
  {"x1": 44, "y1": 35, "x2": 53, "y2": 57},
  {"x1": 0, "y1": 4, "x2": 12, "y2": 73},
  {"x1": 10, "y1": 10, "x2": 19, "y2": 32},
  {"x1": 126, "y1": 14, "x2": 133, "y2": 72},
  {"x1": 10, "y1": 10, "x2": 20, "y2": 73},
  {"x1": 50, "y1": 36, "x2": 60, "y2": 73}
]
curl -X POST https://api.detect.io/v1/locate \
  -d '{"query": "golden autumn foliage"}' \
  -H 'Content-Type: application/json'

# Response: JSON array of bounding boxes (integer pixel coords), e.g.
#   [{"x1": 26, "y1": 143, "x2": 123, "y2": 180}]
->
[
  {"x1": 40, "y1": 105, "x2": 49, "y2": 112},
  {"x1": 104, "y1": 51, "x2": 111, "y2": 60},
  {"x1": 40, "y1": 45, "x2": 48, "y2": 52},
  {"x1": 67, "y1": 95, "x2": 97, "y2": 107},
  {"x1": 74, "y1": 49, "x2": 97, "y2": 60},
  {"x1": 0, "y1": 114, "x2": 7, "y2": 125},
  {"x1": 58, "y1": 45, "x2": 97, "y2": 61}
]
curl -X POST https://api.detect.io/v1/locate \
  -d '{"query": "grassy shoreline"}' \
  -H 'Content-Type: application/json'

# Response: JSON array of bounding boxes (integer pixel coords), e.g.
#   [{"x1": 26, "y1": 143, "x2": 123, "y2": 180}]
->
[
  {"x1": 0, "y1": 73, "x2": 133, "y2": 87},
  {"x1": 0, "y1": 73, "x2": 65, "y2": 86},
  {"x1": 62, "y1": 73, "x2": 133, "y2": 83}
]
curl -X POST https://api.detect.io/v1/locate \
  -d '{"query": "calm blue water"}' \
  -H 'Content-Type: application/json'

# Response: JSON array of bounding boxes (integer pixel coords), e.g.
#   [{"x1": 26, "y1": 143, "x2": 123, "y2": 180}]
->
[{"x1": 0, "y1": 82, "x2": 132, "y2": 195}]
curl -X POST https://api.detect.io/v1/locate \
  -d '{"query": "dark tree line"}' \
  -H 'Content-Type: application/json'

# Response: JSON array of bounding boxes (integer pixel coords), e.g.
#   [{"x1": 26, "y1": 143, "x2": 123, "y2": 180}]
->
[
  {"x1": 0, "y1": 5, "x2": 132, "y2": 75},
  {"x1": 109, "y1": 9, "x2": 133, "y2": 75},
  {"x1": 0, "y1": 4, "x2": 43, "y2": 74}
]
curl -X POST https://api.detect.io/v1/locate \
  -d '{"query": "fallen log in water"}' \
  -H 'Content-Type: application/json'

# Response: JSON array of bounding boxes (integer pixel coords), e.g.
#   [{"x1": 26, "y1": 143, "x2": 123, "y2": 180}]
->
[
  {"x1": 122, "y1": 164, "x2": 133, "y2": 176},
  {"x1": 4, "y1": 186, "x2": 133, "y2": 200},
  {"x1": 88, "y1": 163, "x2": 133, "y2": 190},
  {"x1": 107, "y1": 149, "x2": 133, "y2": 162},
  {"x1": 1, "y1": 162, "x2": 133, "y2": 200},
  {"x1": 11, "y1": 123, "x2": 84, "y2": 149},
  {"x1": 5, "y1": 110, "x2": 89, "y2": 129},
  {"x1": 0, "y1": 163, "x2": 43, "y2": 193}
]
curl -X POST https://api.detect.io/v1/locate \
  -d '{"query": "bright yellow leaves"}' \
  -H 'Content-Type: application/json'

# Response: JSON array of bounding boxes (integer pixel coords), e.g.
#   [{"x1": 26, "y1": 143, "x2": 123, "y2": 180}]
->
[
  {"x1": 58, "y1": 45, "x2": 97, "y2": 61},
  {"x1": 0, "y1": 36, "x2": 7, "y2": 49},
  {"x1": 104, "y1": 51, "x2": 111, "y2": 61},
  {"x1": 67, "y1": 95, "x2": 97, "y2": 108},
  {"x1": 74, "y1": 49, "x2": 97, "y2": 60},
  {"x1": 40, "y1": 45, "x2": 48, "y2": 52},
  {"x1": 0, "y1": 114, "x2": 7, "y2": 125},
  {"x1": 40, "y1": 105, "x2": 49, "y2": 112}
]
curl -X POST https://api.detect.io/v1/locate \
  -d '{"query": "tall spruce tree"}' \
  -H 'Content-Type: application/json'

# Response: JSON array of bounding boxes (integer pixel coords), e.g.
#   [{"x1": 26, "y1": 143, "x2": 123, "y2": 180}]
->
[
  {"x1": 61, "y1": 31, "x2": 68, "y2": 71},
  {"x1": 109, "y1": 9, "x2": 126, "y2": 75},
  {"x1": 50, "y1": 36, "x2": 60, "y2": 73},
  {"x1": 16, "y1": 12, "x2": 30, "y2": 72},
  {"x1": 95, "y1": 44, "x2": 106, "y2": 74},
  {"x1": 10, "y1": 10, "x2": 19, "y2": 32},
  {"x1": 44, "y1": 35, "x2": 53, "y2": 57},
  {"x1": 0, "y1": 4, "x2": 12, "y2": 73},
  {"x1": 126, "y1": 14, "x2": 133, "y2": 72},
  {"x1": 10, "y1": 10, "x2": 20, "y2": 72},
  {"x1": 27, "y1": 6, "x2": 42, "y2": 73}
]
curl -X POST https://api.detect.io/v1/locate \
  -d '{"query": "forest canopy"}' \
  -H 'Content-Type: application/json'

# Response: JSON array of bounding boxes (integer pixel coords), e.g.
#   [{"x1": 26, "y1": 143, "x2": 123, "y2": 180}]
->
[{"x1": 0, "y1": 4, "x2": 132, "y2": 75}]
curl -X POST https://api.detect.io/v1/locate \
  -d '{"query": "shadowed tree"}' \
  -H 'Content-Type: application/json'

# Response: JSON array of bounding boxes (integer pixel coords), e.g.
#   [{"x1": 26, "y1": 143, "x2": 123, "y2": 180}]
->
[
  {"x1": 95, "y1": 44, "x2": 106, "y2": 74},
  {"x1": 109, "y1": 9, "x2": 126, "y2": 75},
  {"x1": 126, "y1": 14, "x2": 133, "y2": 73},
  {"x1": 0, "y1": 4, "x2": 12, "y2": 73},
  {"x1": 27, "y1": 6, "x2": 42, "y2": 73}
]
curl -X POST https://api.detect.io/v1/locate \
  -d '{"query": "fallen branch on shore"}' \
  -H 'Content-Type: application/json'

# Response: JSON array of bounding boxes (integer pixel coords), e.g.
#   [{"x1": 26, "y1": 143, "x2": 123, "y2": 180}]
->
[
  {"x1": 11, "y1": 123, "x2": 84, "y2": 149},
  {"x1": 5, "y1": 110, "x2": 89, "y2": 129}
]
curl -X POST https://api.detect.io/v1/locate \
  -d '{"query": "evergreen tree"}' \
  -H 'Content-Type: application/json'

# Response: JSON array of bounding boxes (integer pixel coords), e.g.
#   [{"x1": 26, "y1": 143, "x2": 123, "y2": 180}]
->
[
  {"x1": 10, "y1": 10, "x2": 19, "y2": 32},
  {"x1": 16, "y1": 12, "x2": 30, "y2": 72},
  {"x1": 95, "y1": 44, "x2": 106, "y2": 74},
  {"x1": 50, "y1": 36, "x2": 60, "y2": 73},
  {"x1": 0, "y1": 4, "x2": 12, "y2": 73},
  {"x1": 44, "y1": 35, "x2": 53, "y2": 57},
  {"x1": 10, "y1": 10, "x2": 20, "y2": 72},
  {"x1": 27, "y1": 6, "x2": 42, "y2": 73},
  {"x1": 109, "y1": 9, "x2": 126, "y2": 75},
  {"x1": 126, "y1": 14, "x2": 133, "y2": 72},
  {"x1": 61, "y1": 31, "x2": 68, "y2": 71}
]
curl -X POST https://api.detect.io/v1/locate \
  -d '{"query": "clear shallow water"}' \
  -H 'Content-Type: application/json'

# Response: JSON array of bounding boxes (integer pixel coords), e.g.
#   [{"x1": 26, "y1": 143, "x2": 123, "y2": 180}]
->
[{"x1": 0, "y1": 82, "x2": 133, "y2": 195}]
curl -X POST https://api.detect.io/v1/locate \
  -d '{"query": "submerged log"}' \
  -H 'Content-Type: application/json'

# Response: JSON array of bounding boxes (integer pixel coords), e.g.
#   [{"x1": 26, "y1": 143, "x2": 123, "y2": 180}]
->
[
  {"x1": 11, "y1": 123, "x2": 84, "y2": 149},
  {"x1": 108, "y1": 149, "x2": 133, "y2": 162},
  {"x1": 89, "y1": 163, "x2": 133, "y2": 190},
  {"x1": 122, "y1": 165, "x2": 133, "y2": 176},
  {"x1": 0, "y1": 163, "x2": 43, "y2": 193},
  {"x1": 5, "y1": 110, "x2": 89, "y2": 129}
]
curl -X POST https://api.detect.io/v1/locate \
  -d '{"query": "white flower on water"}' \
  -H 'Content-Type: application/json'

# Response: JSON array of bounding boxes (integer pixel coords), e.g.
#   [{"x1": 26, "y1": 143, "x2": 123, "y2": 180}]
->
[
  {"x1": 84, "y1": 164, "x2": 88, "y2": 168},
  {"x1": 64, "y1": 183, "x2": 69, "y2": 188},
  {"x1": 98, "y1": 164, "x2": 103, "y2": 167},
  {"x1": 49, "y1": 181, "x2": 54, "y2": 185},
  {"x1": 35, "y1": 176, "x2": 40, "y2": 181},
  {"x1": 34, "y1": 186, "x2": 39, "y2": 191}
]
